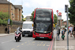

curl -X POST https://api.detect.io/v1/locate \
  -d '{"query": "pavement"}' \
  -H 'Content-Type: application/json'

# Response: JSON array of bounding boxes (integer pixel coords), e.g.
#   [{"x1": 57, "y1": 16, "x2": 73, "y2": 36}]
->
[
  {"x1": 54, "y1": 29, "x2": 75, "y2": 50},
  {"x1": 0, "y1": 33, "x2": 14, "y2": 37}
]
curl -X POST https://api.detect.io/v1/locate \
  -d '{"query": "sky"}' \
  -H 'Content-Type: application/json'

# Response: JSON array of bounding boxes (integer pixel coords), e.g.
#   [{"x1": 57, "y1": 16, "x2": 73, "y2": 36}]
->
[{"x1": 8, "y1": 0, "x2": 70, "y2": 21}]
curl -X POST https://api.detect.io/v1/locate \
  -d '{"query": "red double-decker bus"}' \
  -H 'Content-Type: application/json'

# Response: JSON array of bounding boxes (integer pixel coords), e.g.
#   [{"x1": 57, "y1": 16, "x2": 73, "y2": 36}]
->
[{"x1": 33, "y1": 8, "x2": 53, "y2": 40}]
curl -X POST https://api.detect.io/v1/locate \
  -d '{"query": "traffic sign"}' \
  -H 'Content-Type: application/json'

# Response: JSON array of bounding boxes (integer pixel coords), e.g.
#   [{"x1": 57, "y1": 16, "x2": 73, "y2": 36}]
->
[
  {"x1": 8, "y1": 19, "x2": 10, "y2": 24},
  {"x1": 58, "y1": 12, "x2": 62, "y2": 16}
]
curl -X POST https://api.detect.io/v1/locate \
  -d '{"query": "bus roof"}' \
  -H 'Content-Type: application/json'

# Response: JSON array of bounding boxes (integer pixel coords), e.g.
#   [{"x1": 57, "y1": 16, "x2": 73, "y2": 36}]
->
[{"x1": 35, "y1": 8, "x2": 53, "y2": 10}]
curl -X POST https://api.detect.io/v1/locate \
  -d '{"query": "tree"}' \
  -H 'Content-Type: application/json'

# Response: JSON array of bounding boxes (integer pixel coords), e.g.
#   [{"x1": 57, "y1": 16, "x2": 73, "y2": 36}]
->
[
  {"x1": 0, "y1": 12, "x2": 12, "y2": 25},
  {"x1": 22, "y1": 15, "x2": 24, "y2": 21},
  {"x1": 69, "y1": 0, "x2": 75, "y2": 25},
  {"x1": 54, "y1": 14, "x2": 57, "y2": 25},
  {"x1": 22, "y1": 18, "x2": 26, "y2": 21},
  {"x1": 30, "y1": 11, "x2": 34, "y2": 21},
  {"x1": 22, "y1": 15, "x2": 24, "y2": 18}
]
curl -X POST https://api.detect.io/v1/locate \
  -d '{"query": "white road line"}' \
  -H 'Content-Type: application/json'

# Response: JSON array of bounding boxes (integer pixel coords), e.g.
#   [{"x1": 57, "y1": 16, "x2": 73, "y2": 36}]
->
[{"x1": 1, "y1": 40, "x2": 12, "y2": 44}]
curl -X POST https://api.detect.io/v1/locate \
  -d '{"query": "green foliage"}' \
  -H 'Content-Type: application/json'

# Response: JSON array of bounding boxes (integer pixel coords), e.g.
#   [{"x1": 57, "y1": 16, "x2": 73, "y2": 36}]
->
[
  {"x1": 30, "y1": 11, "x2": 34, "y2": 21},
  {"x1": 69, "y1": 0, "x2": 75, "y2": 25},
  {"x1": 22, "y1": 15, "x2": 24, "y2": 18},
  {"x1": 4, "y1": 19, "x2": 13, "y2": 25},
  {"x1": 54, "y1": 14, "x2": 57, "y2": 24},
  {"x1": 0, "y1": 19, "x2": 8, "y2": 25},
  {"x1": 22, "y1": 15, "x2": 25, "y2": 21},
  {"x1": 10, "y1": 19, "x2": 13, "y2": 25},
  {"x1": 0, "y1": 12, "x2": 9, "y2": 20},
  {"x1": 22, "y1": 18, "x2": 26, "y2": 21},
  {"x1": 0, "y1": 12, "x2": 12, "y2": 26},
  {"x1": 30, "y1": 16, "x2": 33, "y2": 21}
]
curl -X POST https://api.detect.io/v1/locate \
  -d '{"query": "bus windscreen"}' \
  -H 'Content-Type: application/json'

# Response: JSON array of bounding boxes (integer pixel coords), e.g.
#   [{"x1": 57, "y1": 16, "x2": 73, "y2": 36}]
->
[{"x1": 34, "y1": 9, "x2": 52, "y2": 33}]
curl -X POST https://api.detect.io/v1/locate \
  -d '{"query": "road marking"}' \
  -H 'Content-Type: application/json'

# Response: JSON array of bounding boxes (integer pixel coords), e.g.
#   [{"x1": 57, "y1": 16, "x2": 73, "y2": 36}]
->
[
  {"x1": 17, "y1": 45, "x2": 20, "y2": 47},
  {"x1": 11, "y1": 48, "x2": 15, "y2": 50},
  {"x1": 37, "y1": 44, "x2": 41, "y2": 46},
  {"x1": 1, "y1": 40, "x2": 12, "y2": 44},
  {"x1": 41, "y1": 42, "x2": 43, "y2": 43},
  {"x1": 48, "y1": 38, "x2": 54, "y2": 50},
  {"x1": 48, "y1": 41, "x2": 52, "y2": 50},
  {"x1": 21, "y1": 43, "x2": 24, "y2": 45},
  {"x1": 46, "y1": 45, "x2": 50, "y2": 46},
  {"x1": 50, "y1": 38, "x2": 54, "y2": 50},
  {"x1": 25, "y1": 42, "x2": 27, "y2": 43},
  {"x1": 32, "y1": 42, "x2": 35, "y2": 43},
  {"x1": 43, "y1": 44, "x2": 45, "y2": 46}
]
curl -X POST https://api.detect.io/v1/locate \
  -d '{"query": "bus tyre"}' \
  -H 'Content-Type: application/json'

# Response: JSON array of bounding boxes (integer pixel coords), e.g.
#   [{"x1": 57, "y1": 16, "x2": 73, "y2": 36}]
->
[
  {"x1": 35, "y1": 38, "x2": 38, "y2": 40},
  {"x1": 22, "y1": 35, "x2": 25, "y2": 37}
]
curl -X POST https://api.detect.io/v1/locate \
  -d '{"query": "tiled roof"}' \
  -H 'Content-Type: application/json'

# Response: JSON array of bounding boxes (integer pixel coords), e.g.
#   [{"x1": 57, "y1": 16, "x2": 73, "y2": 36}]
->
[
  {"x1": 14, "y1": 5, "x2": 22, "y2": 9},
  {"x1": 0, "y1": 0, "x2": 11, "y2": 4},
  {"x1": 0, "y1": 0, "x2": 22, "y2": 9}
]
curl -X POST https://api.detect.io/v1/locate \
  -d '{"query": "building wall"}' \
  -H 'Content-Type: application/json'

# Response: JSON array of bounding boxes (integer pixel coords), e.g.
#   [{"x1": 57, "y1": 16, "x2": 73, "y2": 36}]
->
[
  {"x1": 0, "y1": 4, "x2": 22, "y2": 21},
  {"x1": 0, "y1": 4, "x2": 13, "y2": 20},
  {"x1": 0, "y1": 4, "x2": 8, "y2": 13},
  {"x1": 15, "y1": 8, "x2": 19, "y2": 21},
  {"x1": 19, "y1": 9, "x2": 22, "y2": 21},
  {"x1": 10, "y1": 5, "x2": 15, "y2": 20}
]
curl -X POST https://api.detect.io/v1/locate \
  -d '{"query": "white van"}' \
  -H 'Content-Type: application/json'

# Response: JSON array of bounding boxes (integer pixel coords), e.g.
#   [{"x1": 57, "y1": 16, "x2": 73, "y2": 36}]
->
[{"x1": 22, "y1": 21, "x2": 33, "y2": 37}]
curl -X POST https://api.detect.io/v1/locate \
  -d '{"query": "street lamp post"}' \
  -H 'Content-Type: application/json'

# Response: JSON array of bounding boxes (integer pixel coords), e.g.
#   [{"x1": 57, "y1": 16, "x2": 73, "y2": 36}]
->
[
  {"x1": 65, "y1": 5, "x2": 69, "y2": 50},
  {"x1": 8, "y1": 0, "x2": 10, "y2": 34},
  {"x1": 56, "y1": 10, "x2": 58, "y2": 26}
]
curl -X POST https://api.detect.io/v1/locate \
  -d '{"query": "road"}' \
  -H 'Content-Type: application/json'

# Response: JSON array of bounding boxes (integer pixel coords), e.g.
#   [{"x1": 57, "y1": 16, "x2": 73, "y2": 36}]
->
[{"x1": 0, "y1": 31, "x2": 56, "y2": 50}]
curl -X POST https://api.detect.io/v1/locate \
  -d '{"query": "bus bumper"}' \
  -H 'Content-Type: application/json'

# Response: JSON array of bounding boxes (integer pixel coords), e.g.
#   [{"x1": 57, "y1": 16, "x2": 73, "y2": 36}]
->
[{"x1": 33, "y1": 32, "x2": 53, "y2": 39}]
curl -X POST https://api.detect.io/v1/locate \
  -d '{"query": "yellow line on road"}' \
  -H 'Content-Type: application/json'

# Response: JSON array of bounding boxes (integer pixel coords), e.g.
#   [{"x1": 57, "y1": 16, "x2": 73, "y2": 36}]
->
[
  {"x1": 46, "y1": 45, "x2": 50, "y2": 46},
  {"x1": 32, "y1": 42, "x2": 35, "y2": 43},
  {"x1": 25, "y1": 42, "x2": 27, "y2": 43},
  {"x1": 41, "y1": 42, "x2": 43, "y2": 43},
  {"x1": 43, "y1": 44, "x2": 45, "y2": 46},
  {"x1": 21, "y1": 43, "x2": 24, "y2": 45},
  {"x1": 11, "y1": 48, "x2": 19, "y2": 50},
  {"x1": 11, "y1": 48, "x2": 15, "y2": 50},
  {"x1": 17, "y1": 45, "x2": 20, "y2": 47},
  {"x1": 37, "y1": 44, "x2": 41, "y2": 46}
]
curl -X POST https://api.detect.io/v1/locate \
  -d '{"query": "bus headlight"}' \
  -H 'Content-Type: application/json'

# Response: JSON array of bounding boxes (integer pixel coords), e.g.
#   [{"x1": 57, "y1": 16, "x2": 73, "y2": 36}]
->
[{"x1": 44, "y1": 31, "x2": 47, "y2": 33}]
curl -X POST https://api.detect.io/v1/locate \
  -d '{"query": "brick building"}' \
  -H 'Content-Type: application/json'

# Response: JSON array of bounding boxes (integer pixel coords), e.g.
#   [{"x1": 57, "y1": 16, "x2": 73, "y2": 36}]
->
[{"x1": 0, "y1": 0, "x2": 22, "y2": 21}]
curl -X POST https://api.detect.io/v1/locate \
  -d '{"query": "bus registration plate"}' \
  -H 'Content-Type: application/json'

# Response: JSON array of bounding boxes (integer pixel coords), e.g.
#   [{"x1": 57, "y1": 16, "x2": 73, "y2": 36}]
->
[{"x1": 40, "y1": 37, "x2": 44, "y2": 38}]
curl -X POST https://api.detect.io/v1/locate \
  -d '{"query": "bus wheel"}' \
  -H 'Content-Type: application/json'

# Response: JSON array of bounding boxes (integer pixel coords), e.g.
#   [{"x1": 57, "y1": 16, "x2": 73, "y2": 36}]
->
[
  {"x1": 22, "y1": 35, "x2": 25, "y2": 37},
  {"x1": 35, "y1": 38, "x2": 38, "y2": 40}
]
